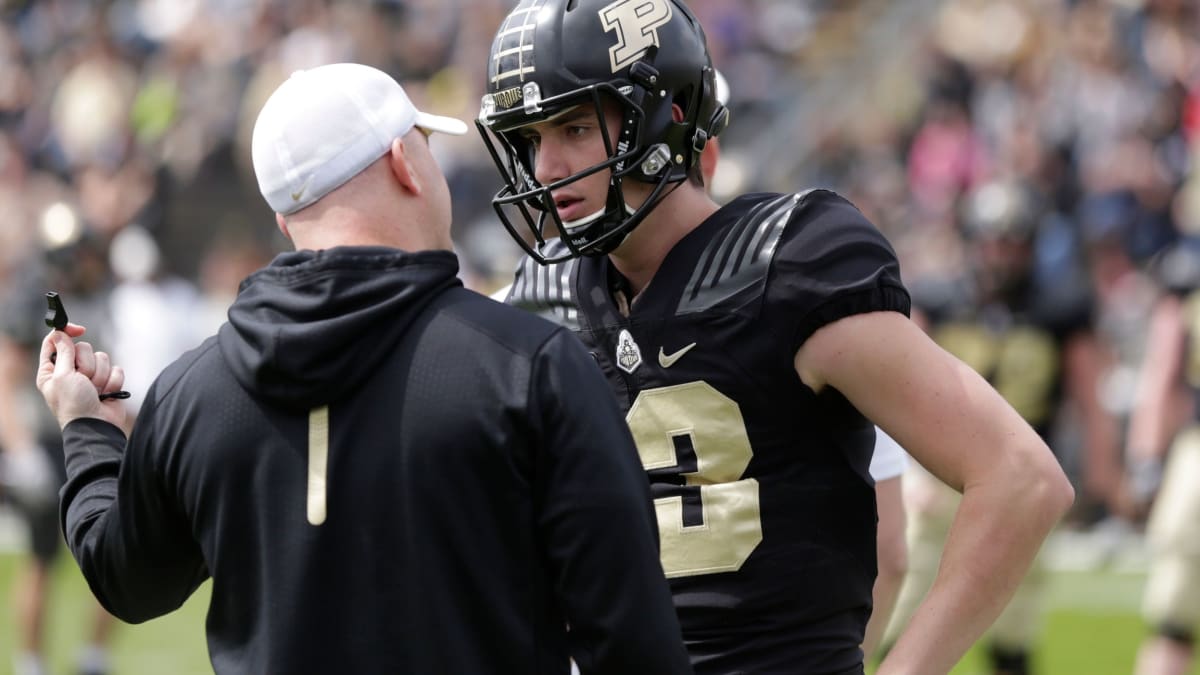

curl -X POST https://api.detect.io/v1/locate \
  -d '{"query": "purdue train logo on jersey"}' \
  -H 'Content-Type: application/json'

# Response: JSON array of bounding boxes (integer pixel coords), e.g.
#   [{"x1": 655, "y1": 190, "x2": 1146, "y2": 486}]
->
[{"x1": 616, "y1": 329, "x2": 643, "y2": 373}]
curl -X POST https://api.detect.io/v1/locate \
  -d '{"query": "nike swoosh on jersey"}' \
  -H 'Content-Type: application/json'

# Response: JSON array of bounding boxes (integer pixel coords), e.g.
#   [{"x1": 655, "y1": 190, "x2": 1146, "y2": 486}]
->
[{"x1": 658, "y1": 342, "x2": 697, "y2": 368}]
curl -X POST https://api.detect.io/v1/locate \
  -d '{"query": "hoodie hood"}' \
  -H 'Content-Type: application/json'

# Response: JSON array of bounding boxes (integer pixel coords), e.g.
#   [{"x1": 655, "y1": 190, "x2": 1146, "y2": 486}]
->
[{"x1": 219, "y1": 246, "x2": 461, "y2": 409}]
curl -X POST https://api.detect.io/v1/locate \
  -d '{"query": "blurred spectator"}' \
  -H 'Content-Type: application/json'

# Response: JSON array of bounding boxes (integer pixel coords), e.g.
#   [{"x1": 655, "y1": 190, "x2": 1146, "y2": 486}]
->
[
  {"x1": 0, "y1": 196, "x2": 118, "y2": 675},
  {"x1": 1124, "y1": 236, "x2": 1200, "y2": 675},
  {"x1": 0, "y1": 0, "x2": 1198, "y2": 669}
]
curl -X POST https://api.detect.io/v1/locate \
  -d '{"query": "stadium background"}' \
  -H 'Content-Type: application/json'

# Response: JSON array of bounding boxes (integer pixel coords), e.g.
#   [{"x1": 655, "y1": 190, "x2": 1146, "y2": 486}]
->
[{"x1": 1, "y1": 0, "x2": 1199, "y2": 673}]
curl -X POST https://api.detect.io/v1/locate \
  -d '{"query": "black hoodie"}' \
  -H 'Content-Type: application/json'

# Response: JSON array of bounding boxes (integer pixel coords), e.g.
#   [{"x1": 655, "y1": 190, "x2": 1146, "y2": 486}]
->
[{"x1": 58, "y1": 246, "x2": 691, "y2": 675}]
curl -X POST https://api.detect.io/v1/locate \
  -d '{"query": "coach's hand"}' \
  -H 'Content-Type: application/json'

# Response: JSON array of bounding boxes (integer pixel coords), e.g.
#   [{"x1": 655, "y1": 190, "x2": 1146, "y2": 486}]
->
[{"x1": 37, "y1": 325, "x2": 127, "y2": 433}]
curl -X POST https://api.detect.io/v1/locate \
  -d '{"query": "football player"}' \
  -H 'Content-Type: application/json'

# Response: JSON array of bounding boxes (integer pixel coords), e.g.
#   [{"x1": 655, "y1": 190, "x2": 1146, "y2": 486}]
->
[
  {"x1": 477, "y1": 1, "x2": 1074, "y2": 673},
  {"x1": 492, "y1": 107, "x2": 911, "y2": 667},
  {"x1": 492, "y1": 83, "x2": 912, "y2": 664},
  {"x1": 1126, "y1": 238, "x2": 1200, "y2": 675}
]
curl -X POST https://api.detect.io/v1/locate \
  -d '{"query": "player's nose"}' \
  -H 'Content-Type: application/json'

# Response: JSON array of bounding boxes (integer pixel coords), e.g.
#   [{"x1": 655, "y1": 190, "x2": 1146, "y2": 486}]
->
[{"x1": 533, "y1": 137, "x2": 567, "y2": 186}]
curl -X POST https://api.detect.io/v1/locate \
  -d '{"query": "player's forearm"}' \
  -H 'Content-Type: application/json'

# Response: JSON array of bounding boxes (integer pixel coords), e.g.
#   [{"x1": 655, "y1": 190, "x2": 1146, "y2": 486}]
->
[
  {"x1": 862, "y1": 558, "x2": 904, "y2": 660},
  {"x1": 1127, "y1": 297, "x2": 1186, "y2": 461},
  {"x1": 877, "y1": 460, "x2": 1072, "y2": 674},
  {"x1": 862, "y1": 475, "x2": 907, "y2": 660}
]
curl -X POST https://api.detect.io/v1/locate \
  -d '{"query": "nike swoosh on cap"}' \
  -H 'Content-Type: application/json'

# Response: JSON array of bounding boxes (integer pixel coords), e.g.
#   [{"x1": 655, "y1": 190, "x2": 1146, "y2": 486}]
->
[{"x1": 291, "y1": 175, "x2": 314, "y2": 202}]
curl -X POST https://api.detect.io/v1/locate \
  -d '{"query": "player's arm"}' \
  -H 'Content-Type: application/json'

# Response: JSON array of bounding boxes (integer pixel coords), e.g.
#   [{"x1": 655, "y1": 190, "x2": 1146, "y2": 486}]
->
[
  {"x1": 531, "y1": 329, "x2": 692, "y2": 675},
  {"x1": 862, "y1": 427, "x2": 907, "y2": 661},
  {"x1": 1124, "y1": 293, "x2": 1189, "y2": 511},
  {"x1": 795, "y1": 311, "x2": 1074, "y2": 675},
  {"x1": 1062, "y1": 322, "x2": 1122, "y2": 515}
]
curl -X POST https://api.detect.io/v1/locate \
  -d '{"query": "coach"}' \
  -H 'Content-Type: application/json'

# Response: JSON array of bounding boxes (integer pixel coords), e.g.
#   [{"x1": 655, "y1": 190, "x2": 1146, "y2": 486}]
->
[{"x1": 36, "y1": 63, "x2": 690, "y2": 675}]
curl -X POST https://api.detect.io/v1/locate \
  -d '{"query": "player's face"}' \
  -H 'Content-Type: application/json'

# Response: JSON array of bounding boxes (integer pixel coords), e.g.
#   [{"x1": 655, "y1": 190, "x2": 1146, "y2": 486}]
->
[{"x1": 516, "y1": 98, "x2": 650, "y2": 227}]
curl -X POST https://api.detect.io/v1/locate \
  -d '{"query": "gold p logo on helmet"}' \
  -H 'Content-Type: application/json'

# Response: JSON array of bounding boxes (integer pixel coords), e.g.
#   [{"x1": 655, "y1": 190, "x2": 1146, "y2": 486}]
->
[{"x1": 600, "y1": 0, "x2": 673, "y2": 73}]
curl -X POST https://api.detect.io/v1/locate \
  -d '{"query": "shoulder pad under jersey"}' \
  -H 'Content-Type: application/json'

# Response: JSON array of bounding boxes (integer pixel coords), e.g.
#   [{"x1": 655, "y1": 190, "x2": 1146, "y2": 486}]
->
[
  {"x1": 505, "y1": 240, "x2": 582, "y2": 330},
  {"x1": 677, "y1": 191, "x2": 813, "y2": 315}
]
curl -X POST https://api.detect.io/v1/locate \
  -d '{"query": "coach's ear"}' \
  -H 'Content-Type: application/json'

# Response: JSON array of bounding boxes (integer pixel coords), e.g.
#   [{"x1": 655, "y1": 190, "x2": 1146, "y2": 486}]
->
[
  {"x1": 276, "y1": 213, "x2": 291, "y2": 240},
  {"x1": 387, "y1": 137, "x2": 422, "y2": 197}
]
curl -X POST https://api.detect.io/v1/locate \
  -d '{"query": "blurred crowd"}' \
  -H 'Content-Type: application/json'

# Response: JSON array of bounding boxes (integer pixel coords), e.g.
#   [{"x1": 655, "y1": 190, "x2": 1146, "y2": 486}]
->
[
  {"x1": 794, "y1": 0, "x2": 1200, "y2": 530},
  {"x1": 0, "y1": 0, "x2": 1196, "y2": 556},
  {"x1": 0, "y1": 0, "x2": 1198, "y2": 672},
  {"x1": 0, "y1": 0, "x2": 892, "y2": 422}
]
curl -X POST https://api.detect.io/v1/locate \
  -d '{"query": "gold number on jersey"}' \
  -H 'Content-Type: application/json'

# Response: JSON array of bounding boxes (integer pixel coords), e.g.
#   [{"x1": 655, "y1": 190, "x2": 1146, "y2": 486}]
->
[
  {"x1": 626, "y1": 381, "x2": 762, "y2": 578},
  {"x1": 307, "y1": 406, "x2": 329, "y2": 526}
]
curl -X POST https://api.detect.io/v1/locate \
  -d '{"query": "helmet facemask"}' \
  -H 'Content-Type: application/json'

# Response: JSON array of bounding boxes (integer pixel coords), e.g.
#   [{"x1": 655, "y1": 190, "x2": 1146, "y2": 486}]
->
[
  {"x1": 477, "y1": 0, "x2": 728, "y2": 265},
  {"x1": 478, "y1": 72, "x2": 696, "y2": 265}
]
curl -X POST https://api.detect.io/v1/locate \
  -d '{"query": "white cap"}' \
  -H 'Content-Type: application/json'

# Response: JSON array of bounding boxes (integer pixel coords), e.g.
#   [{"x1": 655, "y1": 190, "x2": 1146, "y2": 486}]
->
[{"x1": 251, "y1": 63, "x2": 469, "y2": 215}]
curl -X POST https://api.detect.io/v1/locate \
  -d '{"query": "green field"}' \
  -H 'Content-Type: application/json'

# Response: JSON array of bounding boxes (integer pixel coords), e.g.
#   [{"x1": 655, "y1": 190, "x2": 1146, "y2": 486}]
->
[
  {"x1": 1, "y1": 551, "x2": 1197, "y2": 674},
  {"x1": 940, "y1": 570, "x2": 1199, "y2": 675},
  {"x1": 0, "y1": 553, "x2": 209, "y2": 675}
]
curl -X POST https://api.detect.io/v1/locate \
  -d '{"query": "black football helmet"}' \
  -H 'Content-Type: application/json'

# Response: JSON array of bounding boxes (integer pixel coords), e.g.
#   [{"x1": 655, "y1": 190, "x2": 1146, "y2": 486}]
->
[{"x1": 476, "y1": 0, "x2": 729, "y2": 264}]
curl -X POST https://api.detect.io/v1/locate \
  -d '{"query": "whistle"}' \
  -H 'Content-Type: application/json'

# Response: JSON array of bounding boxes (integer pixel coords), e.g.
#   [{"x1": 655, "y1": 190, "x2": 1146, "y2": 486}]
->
[
  {"x1": 44, "y1": 291, "x2": 131, "y2": 401},
  {"x1": 45, "y1": 292, "x2": 67, "y2": 331}
]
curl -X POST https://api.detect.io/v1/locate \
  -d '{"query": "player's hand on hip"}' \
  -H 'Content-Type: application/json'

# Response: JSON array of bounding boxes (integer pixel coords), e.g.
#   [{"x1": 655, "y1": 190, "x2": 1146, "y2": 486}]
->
[{"x1": 37, "y1": 326, "x2": 126, "y2": 431}]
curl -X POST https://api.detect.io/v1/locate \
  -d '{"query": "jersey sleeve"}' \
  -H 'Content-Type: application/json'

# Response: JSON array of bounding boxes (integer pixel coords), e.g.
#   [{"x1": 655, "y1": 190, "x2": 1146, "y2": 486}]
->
[{"x1": 765, "y1": 190, "x2": 911, "y2": 353}]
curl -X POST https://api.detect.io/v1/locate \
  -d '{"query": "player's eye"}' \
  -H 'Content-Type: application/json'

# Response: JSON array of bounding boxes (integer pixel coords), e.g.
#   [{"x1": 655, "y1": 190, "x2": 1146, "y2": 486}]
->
[{"x1": 517, "y1": 129, "x2": 541, "y2": 150}]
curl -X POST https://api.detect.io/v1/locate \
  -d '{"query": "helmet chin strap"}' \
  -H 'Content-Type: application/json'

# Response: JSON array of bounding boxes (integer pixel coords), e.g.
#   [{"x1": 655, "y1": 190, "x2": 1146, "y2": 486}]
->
[{"x1": 561, "y1": 203, "x2": 635, "y2": 234}]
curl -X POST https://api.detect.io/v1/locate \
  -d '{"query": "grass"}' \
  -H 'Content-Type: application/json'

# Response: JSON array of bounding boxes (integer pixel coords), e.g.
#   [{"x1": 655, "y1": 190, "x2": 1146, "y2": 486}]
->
[
  {"x1": 1, "y1": 550, "x2": 1197, "y2": 674},
  {"x1": 0, "y1": 552, "x2": 210, "y2": 675},
  {"x1": 871, "y1": 569, "x2": 1200, "y2": 675}
]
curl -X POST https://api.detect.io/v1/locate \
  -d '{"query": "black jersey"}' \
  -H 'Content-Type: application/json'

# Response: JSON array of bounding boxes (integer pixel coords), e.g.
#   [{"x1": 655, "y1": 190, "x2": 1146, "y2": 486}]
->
[{"x1": 508, "y1": 190, "x2": 911, "y2": 674}]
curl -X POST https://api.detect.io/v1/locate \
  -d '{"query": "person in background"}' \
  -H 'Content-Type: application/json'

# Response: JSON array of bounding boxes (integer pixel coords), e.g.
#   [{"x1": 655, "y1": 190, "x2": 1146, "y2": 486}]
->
[
  {"x1": 36, "y1": 62, "x2": 691, "y2": 674},
  {"x1": 0, "y1": 236, "x2": 118, "y2": 675},
  {"x1": 1125, "y1": 237, "x2": 1200, "y2": 675}
]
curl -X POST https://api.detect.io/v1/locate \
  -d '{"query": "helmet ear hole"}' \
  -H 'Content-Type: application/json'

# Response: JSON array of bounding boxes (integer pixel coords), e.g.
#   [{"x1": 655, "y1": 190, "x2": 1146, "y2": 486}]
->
[{"x1": 707, "y1": 104, "x2": 729, "y2": 138}]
